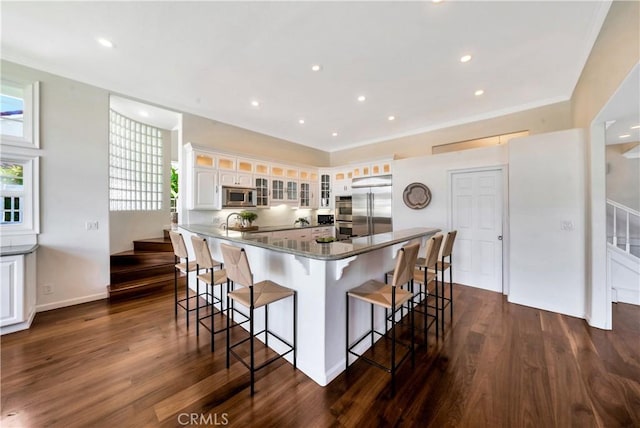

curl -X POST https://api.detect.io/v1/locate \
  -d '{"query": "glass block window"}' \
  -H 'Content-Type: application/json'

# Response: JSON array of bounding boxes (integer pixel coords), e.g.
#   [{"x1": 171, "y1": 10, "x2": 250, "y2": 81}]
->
[
  {"x1": 0, "y1": 162, "x2": 24, "y2": 224},
  {"x1": 109, "y1": 110, "x2": 163, "y2": 211}
]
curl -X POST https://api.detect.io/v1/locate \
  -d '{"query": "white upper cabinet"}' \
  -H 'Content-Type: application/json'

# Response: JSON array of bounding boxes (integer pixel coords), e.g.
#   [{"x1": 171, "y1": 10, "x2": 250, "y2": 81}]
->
[{"x1": 218, "y1": 156, "x2": 253, "y2": 187}]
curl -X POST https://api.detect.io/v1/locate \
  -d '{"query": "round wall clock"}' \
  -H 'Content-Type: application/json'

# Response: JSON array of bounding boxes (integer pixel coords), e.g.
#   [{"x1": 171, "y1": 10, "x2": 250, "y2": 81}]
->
[{"x1": 403, "y1": 182, "x2": 432, "y2": 209}]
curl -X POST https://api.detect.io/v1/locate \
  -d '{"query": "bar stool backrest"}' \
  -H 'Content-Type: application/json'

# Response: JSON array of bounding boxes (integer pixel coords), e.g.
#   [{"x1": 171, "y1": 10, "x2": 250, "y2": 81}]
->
[
  {"x1": 220, "y1": 243, "x2": 254, "y2": 287},
  {"x1": 441, "y1": 230, "x2": 457, "y2": 258},
  {"x1": 191, "y1": 236, "x2": 216, "y2": 269},
  {"x1": 391, "y1": 242, "x2": 420, "y2": 287},
  {"x1": 425, "y1": 234, "x2": 444, "y2": 270},
  {"x1": 169, "y1": 231, "x2": 189, "y2": 259}
]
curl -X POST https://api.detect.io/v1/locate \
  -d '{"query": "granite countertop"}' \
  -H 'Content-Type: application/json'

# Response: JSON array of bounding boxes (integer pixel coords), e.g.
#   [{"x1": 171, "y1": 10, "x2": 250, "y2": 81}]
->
[
  {"x1": 180, "y1": 224, "x2": 440, "y2": 261},
  {"x1": 0, "y1": 244, "x2": 39, "y2": 257}
]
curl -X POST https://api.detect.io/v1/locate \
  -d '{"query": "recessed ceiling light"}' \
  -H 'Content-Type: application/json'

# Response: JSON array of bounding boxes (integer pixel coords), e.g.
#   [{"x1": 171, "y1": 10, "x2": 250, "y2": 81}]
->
[
  {"x1": 311, "y1": 64, "x2": 322, "y2": 72},
  {"x1": 460, "y1": 54, "x2": 472, "y2": 63},
  {"x1": 357, "y1": 95, "x2": 366, "y2": 102},
  {"x1": 631, "y1": 125, "x2": 640, "y2": 129},
  {"x1": 432, "y1": 0, "x2": 443, "y2": 3},
  {"x1": 332, "y1": 132, "x2": 338, "y2": 137},
  {"x1": 619, "y1": 134, "x2": 631, "y2": 138},
  {"x1": 388, "y1": 115, "x2": 396, "y2": 121},
  {"x1": 474, "y1": 89, "x2": 484, "y2": 96},
  {"x1": 251, "y1": 100, "x2": 260, "y2": 107},
  {"x1": 298, "y1": 119, "x2": 305, "y2": 125},
  {"x1": 97, "y1": 38, "x2": 114, "y2": 48},
  {"x1": 139, "y1": 110, "x2": 149, "y2": 117}
]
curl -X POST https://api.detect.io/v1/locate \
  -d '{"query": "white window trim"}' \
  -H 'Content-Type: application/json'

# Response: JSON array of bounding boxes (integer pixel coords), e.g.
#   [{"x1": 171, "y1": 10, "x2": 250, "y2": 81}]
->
[{"x1": 1, "y1": 80, "x2": 40, "y2": 149}]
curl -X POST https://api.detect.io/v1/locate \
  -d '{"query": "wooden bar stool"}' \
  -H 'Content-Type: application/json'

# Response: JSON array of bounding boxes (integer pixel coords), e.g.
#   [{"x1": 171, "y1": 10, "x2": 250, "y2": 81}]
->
[
  {"x1": 220, "y1": 243, "x2": 297, "y2": 396},
  {"x1": 430, "y1": 230, "x2": 457, "y2": 334},
  {"x1": 168, "y1": 231, "x2": 198, "y2": 328},
  {"x1": 413, "y1": 233, "x2": 443, "y2": 340},
  {"x1": 346, "y1": 242, "x2": 420, "y2": 396},
  {"x1": 190, "y1": 236, "x2": 227, "y2": 351}
]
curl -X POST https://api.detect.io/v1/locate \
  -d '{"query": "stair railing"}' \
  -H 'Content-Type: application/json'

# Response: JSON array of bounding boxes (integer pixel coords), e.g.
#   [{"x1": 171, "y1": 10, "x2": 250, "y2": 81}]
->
[{"x1": 607, "y1": 199, "x2": 640, "y2": 256}]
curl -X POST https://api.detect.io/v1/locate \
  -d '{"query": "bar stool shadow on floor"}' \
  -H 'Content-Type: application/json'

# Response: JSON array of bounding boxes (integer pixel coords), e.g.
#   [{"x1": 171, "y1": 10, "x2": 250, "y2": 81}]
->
[
  {"x1": 429, "y1": 230, "x2": 457, "y2": 334},
  {"x1": 220, "y1": 243, "x2": 297, "y2": 396},
  {"x1": 191, "y1": 236, "x2": 228, "y2": 351},
  {"x1": 345, "y1": 242, "x2": 420, "y2": 396},
  {"x1": 413, "y1": 233, "x2": 443, "y2": 342}
]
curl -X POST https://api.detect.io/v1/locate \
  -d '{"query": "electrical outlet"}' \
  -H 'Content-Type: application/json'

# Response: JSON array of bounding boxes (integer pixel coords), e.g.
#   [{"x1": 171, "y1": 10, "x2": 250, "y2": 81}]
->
[
  {"x1": 560, "y1": 220, "x2": 574, "y2": 231},
  {"x1": 42, "y1": 284, "x2": 53, "y2": 295},
  {"x1": 86, "y1": 221, "x2": 99, "y2": 231}
]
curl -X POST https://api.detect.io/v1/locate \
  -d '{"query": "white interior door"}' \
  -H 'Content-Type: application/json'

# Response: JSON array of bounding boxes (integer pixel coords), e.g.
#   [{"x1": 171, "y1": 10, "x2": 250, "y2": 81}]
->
[{"x1": 451, "y1": 169, "x2": 503, "y2": 292}]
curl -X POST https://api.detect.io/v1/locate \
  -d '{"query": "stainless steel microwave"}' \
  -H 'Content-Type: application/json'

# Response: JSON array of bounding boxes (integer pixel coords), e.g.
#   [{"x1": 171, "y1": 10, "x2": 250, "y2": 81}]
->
[{"x1": 222, "y1": 186, "x2": 256, "y2": 208}]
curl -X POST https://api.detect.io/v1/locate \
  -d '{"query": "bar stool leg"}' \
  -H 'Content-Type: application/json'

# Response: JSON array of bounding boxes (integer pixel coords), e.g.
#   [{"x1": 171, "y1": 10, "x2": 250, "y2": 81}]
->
[
  {"x1": 450, "y1": 260, "x2": 453, "y2": 321},
  {"x1": 345, "y1": 294, "x2": 350, "y2": 371},
  {"x1": 185, "y1": 260, "x2": 190, "y2": 329},
  {"x1": 174, "y1": 263, "x2": 178, "y2": 318},
  {"x1": 250, "y1": 303, "x2": 255, "y2": 396},
  {"x1": 370, "y1": 303, "x2": 374, "y2": 347},
  {"x1": 265, "y1": 305, "x2": 269, "y2": 347},
  {"x1": 195, "y1": 265, "x2": 200, "y2": 336},
  {"x1": 293, "y1": 291, "x2": 297, "y2": 369},
  {"x1": 226, "y1": 292, "x2": 231, "y2": 368}
]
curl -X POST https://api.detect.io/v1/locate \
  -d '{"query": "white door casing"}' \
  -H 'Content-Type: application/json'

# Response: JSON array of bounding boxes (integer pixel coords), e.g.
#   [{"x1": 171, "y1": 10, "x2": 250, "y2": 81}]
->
[{"x1": 450, "y1": 168, "x2": 504, "y2": 292}]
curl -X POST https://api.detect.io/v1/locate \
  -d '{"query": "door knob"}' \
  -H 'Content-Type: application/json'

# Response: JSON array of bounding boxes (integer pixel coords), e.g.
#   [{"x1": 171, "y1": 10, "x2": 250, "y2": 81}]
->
[{"x1": 498, "y1": 235, "x2": 503, "y2": 240}]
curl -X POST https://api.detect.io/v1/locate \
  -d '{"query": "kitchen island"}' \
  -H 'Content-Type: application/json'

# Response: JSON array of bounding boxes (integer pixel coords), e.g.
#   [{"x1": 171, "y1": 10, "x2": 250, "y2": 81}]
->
[{"x1": 179, "y1": 225, "x2": 440, "y2": 386}]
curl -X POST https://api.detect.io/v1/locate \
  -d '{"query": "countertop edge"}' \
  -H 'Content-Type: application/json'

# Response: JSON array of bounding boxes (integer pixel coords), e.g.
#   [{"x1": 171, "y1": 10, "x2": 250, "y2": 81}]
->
[
  {"x1": 0, "y1": 244, "x2": 39, "y2": 257},
  {"x1": 180, "y1": 225, "x2": 440, "y2": 261}
]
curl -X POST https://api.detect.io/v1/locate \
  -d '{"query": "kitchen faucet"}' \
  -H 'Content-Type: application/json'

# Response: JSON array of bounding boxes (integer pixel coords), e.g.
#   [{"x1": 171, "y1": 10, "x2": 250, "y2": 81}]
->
[{"x1": 224, "y1": 212, "x2": 242, "y2": 233}]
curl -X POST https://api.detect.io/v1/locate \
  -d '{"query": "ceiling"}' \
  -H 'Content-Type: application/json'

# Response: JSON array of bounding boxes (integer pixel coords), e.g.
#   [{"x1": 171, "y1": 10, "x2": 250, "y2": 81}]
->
[
  {"x1": 601, "y1": 64, "x2": 640, "y2": 146},
  {"x1": 1, "y1": 1, "x2": 611, "y2": 152}
]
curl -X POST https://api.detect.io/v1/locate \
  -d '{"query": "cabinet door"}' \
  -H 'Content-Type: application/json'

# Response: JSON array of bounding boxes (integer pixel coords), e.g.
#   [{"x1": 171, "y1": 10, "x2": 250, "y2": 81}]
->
[
  {"x1": 286, "y1": 180, "x2": 298, "y2": 202},
  {"x1": 255, "y1": 176, "x2": 270, "y2": 207},
  {"x1": 371, "y1": 161, "x2": 392, "y2": 176},
  {"x1": 193, "y1": 152, "x2": 215, "y2": 168},
  {"x1": 192, "y1": 168, "x2": 220, "y2": 209},
  {"x1": 299, "y1": 182, "x2": 311, "y2": 208},
  {"x1": 319, "y1": 173, "x2": 332, "y2": 208},
  {"x1": 218, "y1": 170, "x2": 237, "y2": 187},
  {"x1": 236, "y1": 173, "x2": 253, "y2": 187},
  {"x1": 217, "y1": 156, "x2": 236, "y2": 171},
  {"x1": 1, "y1": 255, "x2": 24, "y2": 327},
  {"x1": 271, "y1": 179, "x2": 285, "y2": 203}
]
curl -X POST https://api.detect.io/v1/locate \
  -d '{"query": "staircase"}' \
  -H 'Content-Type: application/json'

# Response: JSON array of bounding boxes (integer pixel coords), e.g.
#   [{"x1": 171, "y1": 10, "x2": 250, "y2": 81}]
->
[
  {"x1": 606, "y1": 200, "x2": 640, "y2": 305},
  {"x1": 108, "y1": 230, "x2": 179, "y2": 299}
]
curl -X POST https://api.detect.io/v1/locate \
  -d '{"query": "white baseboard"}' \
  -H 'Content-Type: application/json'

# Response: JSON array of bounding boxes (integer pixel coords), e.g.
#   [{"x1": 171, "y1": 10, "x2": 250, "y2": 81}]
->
[
  {"x1": 36, "y1": 292, "x2": 108, "y2": 312},
  {"x1": 0, "y1": 308, "x2": 37, "y2": 335}
]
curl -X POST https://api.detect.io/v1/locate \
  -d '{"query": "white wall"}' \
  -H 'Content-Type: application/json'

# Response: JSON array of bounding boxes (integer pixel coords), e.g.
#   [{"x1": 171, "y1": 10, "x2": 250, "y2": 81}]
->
[
  {"x1": 393, "y1": 145, "x2": 508, "y2": 235},
  {"x1": 2, "y1": 61, "x2": 112, "y2": 311},
  {"x1": 508, "y1": 129, "x2": 587, "y2": 318}
]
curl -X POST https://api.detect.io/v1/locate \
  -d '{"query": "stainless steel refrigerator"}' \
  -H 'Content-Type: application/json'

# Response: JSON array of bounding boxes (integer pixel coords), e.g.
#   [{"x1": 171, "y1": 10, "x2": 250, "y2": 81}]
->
[{"x1": 352, "y1": 175, "x2": 392, "y2": 237}]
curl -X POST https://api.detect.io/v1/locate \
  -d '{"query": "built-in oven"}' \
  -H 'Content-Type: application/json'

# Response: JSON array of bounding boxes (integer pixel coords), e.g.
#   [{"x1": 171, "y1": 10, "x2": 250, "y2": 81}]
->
[
  {"x1": 222, "y1": 186, "x2": 256, "y2": 208},
  {"x1": 335, "y1": 196, "x2": 352, "y2": 222},
  {"x1": 336, "y1": 221, "x2": 353, "y2": 240}
]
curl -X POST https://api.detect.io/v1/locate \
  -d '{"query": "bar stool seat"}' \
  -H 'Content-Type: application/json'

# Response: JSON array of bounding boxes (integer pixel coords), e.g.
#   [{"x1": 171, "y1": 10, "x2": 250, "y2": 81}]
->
[
  {"x1": 227, "y1": 280, "x2": 294, "y2": 308},
  {"x1": 347, "y1": 279, "x2": 414, "y2": 309}
]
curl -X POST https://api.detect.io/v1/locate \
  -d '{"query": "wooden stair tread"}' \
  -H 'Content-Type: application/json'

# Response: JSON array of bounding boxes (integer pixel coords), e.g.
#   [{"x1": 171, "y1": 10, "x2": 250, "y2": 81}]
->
[
  {"x1": 133, "y1": 237, "x2": 172, "y2": 244},
  {"x1": 108, "y1": 272, "x2": 177, "y2": 291}
]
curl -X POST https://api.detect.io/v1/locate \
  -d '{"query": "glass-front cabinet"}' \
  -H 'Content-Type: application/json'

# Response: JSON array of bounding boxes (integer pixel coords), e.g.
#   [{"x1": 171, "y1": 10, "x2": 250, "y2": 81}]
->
[
  {"x1": 255, "y1": 176, "x2": 269, "y2": 207},
  {"x1": 271, "y1": 179, "x2": 285, "y2": 204},
  {"x1": 319, "y1": 172, "x2": 331, "y2": 208},
  {"x1": 285, "y1": 180, "x2": 298, "y2": 203},
  {"x1": 299, "y1": 182, "x2": 310, "y2": 208}
]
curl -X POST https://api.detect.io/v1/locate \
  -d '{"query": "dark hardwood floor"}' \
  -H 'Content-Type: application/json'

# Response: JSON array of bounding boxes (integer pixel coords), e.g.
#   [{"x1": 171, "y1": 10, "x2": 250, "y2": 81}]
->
[{"x1": 1, "y1": 283, "x2": 639, "y2": 427}]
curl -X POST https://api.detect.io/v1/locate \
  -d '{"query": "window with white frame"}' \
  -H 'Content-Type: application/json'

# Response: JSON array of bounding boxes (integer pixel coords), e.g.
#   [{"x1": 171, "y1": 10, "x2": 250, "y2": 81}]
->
[
  {"x1": 0, "y1": 155, "x2": 38, "y2": 235},
  {"x1": 109, "y1": 110, "x2": 163, "y2": 211}
]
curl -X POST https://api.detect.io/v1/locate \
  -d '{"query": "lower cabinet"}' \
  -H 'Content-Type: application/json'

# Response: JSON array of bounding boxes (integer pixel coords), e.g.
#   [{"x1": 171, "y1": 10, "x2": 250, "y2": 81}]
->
[{"x1": 1, "y1": 251, "x2": 36, "y2": 334}]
